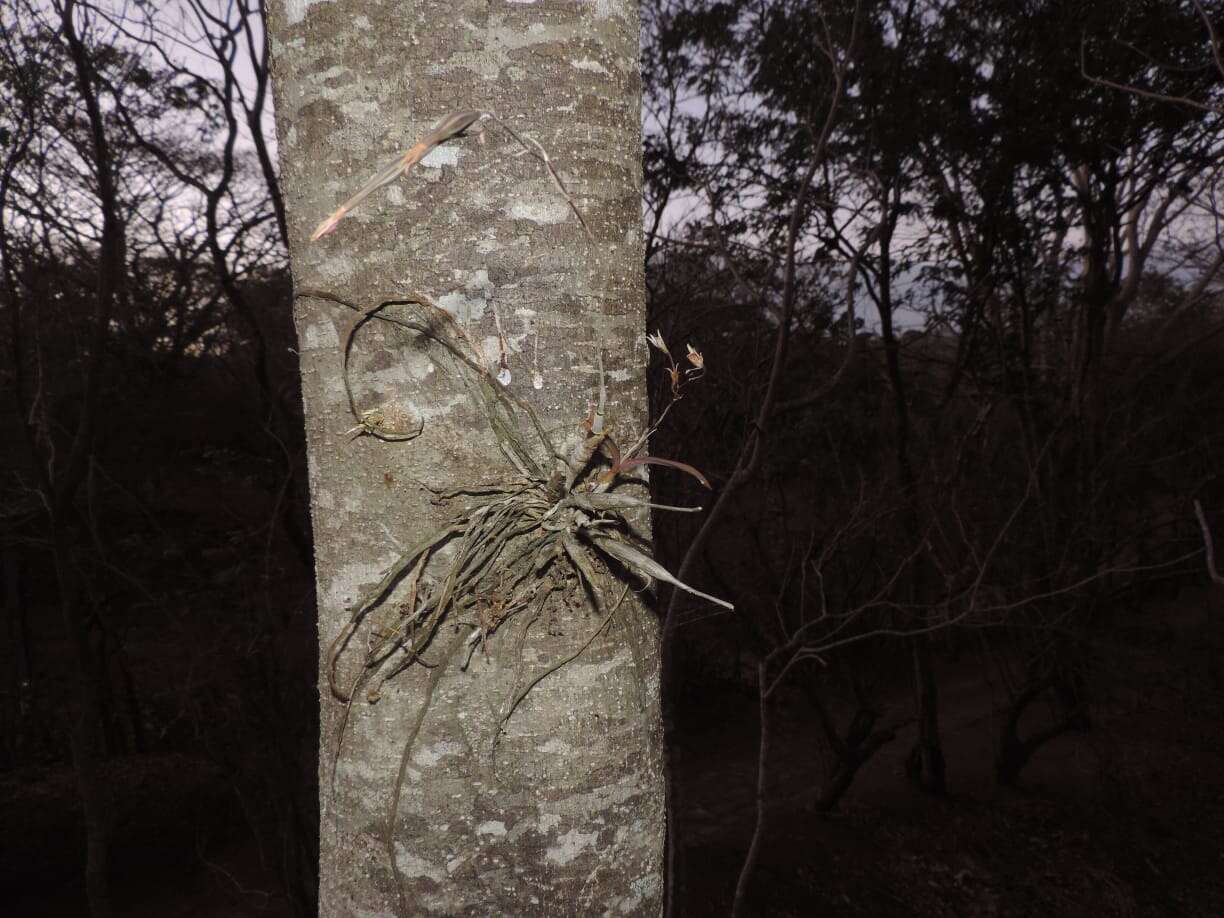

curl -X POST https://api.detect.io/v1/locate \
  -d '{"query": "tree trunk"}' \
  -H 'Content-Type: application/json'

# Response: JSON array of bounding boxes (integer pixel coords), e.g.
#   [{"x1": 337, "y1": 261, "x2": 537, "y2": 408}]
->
[
  {"x1": 996, "y1": 666, "x2": 1090, "y2": 788},
  {"x1": 266, "y1": 2, "x2": 663, "y2": 915},
  {"x1": 1, "y1": 547, "x2": 30, "y2": 767},
  {"x1": 905, "y1": 634, "x2": 947, "y2": 795},
  {"x1": 53, "y1": 521, "x2": 113, "y2": 918},
  {"x1": 804, "y1": 690, "x2": 897, "y2": 813}
]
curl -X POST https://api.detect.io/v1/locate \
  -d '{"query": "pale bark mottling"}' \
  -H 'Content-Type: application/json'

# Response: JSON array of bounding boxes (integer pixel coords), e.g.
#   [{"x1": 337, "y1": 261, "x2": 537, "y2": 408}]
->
[{"x1": 266, "y1": 0, "x2": 661, "y2": 914}]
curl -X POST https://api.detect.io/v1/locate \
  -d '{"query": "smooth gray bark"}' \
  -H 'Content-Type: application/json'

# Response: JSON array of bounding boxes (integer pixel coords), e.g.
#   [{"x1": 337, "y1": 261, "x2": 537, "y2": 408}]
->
[{"x1": 266, "y1": 1, "x2": 662, "y2": 914}]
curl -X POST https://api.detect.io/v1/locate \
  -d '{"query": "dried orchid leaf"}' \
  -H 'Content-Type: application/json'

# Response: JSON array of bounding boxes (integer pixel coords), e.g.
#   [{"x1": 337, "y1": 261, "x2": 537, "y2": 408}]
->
[
  {"x1": 608, "y1": 455, "x2": 712, "y2": 489},
  {"x1": 568, "y1": 492, "x2": 703, "y2": 514},
  {"x1": 585, "y1": 531, "x2": 733, "y2": 611},
  {"x1": 311, "y1": 110, "x2": 483, "y2": 241}
]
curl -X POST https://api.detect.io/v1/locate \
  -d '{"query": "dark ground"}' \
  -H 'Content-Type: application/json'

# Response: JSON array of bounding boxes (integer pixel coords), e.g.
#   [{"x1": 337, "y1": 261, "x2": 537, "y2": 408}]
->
[
  {"x1": 3, "y1": 577, "x2": 1220, "y2": 916},
  {"x1": 677, "y1": 587, "x2": 1224, "y2": 916}
]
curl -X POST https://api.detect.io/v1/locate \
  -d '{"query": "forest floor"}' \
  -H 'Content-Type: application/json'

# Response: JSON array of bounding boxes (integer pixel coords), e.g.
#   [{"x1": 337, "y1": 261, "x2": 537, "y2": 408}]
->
[
  {"x1": 2, "y1": 586, "x2": 1222, "y2": 916},
  {"x1": 678, "y1": 586, "x2": 1224, "y2": 916}
]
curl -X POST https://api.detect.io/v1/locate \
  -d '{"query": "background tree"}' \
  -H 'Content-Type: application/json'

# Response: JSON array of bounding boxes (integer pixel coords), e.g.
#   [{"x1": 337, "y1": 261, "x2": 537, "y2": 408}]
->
[
  {"x1": 1, "y1": 1, "x2": 314, "y2": 914},
  {"x1": 644, "y1": 0, "x2": 1224, "y2": 906}
]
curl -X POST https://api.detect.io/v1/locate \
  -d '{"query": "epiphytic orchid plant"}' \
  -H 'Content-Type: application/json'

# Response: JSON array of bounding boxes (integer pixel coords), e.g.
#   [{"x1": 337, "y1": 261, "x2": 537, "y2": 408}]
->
[{"x1": 300, "y1": 110, "x2": 729, "y2": 915}]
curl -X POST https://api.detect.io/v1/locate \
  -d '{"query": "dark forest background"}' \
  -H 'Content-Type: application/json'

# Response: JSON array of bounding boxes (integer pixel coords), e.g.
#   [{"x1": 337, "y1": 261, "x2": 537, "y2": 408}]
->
[{"x1": 2, "y1": 0, "x2": 1223, "y2": 915}]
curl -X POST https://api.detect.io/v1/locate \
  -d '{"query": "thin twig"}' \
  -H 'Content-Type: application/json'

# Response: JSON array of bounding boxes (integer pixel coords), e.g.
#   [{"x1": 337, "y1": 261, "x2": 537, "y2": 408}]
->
[
  {"x1": 1192, "y1": 499, "x2": 1223, "y2": 586},
  {"x1": 482, "y1": 112, "x2": 595, "y2": 241}
]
